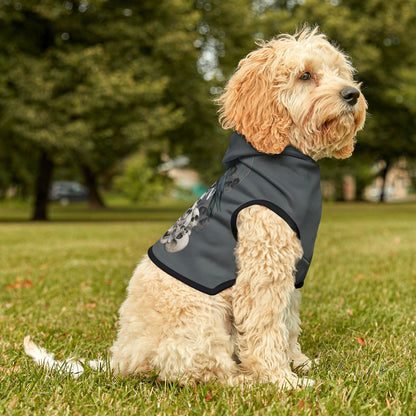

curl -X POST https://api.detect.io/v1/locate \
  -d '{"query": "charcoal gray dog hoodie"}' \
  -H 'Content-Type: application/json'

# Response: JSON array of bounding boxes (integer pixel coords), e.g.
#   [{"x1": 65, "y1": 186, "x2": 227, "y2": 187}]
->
[{"x1": 149, "y1": 132, "x2": 322, "y2": 295}]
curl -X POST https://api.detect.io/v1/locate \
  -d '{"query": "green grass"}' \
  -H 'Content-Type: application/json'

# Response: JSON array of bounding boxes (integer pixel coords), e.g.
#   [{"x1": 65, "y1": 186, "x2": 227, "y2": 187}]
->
[{"x1": 0, "y1": 202, "x2": 415, "y2": 415}]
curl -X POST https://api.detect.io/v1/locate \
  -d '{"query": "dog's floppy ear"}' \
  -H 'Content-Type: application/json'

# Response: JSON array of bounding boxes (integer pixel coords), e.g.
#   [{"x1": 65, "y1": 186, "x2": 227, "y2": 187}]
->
[{"x1": 218, "y1": 45, "x2": 291, "y2": 154}]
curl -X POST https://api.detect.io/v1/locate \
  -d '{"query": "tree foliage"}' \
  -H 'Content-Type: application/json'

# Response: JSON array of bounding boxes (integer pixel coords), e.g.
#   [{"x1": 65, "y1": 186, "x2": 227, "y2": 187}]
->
[
  {"x1": 1, "y1": 0, "x2": 416, "y2": 212},
  {"x1": 0, "y1": 0, "x2": 196, "y2": 217},
  {"x1": 114, "y1": 153, "x2": 170, "y2": 203}
]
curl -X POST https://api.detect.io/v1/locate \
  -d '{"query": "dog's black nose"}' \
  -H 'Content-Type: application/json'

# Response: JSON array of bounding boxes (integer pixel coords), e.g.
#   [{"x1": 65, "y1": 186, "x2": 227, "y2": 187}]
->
[{"x1": 340, "y1": 87, "x2": 360, "y2": 106}]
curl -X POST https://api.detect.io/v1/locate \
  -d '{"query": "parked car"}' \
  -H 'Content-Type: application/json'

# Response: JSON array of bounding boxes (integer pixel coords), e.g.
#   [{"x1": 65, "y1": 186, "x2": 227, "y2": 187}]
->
[{"x1": 49, "y1": 181, "x2": 89, "y2": 205}]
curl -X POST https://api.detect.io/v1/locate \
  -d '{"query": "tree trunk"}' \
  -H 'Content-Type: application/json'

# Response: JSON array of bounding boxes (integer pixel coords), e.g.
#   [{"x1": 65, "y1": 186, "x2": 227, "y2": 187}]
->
[
  {"x1": 81, "y1": 164, "x2": 106, "y2": 209},
  {"x1": 32, "y1": 150, "x2": 54, "y2": 221},
  {"x1": 379, "y1": 160, "x2": 390, "y2": 203}
]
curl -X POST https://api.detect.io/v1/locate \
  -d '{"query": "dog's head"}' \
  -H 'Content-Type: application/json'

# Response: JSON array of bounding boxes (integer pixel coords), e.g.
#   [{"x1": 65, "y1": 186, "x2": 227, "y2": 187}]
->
[{"x1": 218, "y1": 27, "x2": 367, "y2": 160}]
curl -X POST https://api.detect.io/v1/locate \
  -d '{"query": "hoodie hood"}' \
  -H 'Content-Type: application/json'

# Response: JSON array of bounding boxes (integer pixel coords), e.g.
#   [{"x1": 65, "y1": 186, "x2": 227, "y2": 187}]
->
[{"x1": 222, "y1": 132, "x2": 315, "y2": 168}]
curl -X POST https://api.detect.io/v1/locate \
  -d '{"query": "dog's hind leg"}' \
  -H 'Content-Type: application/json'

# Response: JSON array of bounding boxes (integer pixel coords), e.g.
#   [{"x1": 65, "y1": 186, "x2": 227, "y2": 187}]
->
[
  {"x1": 151, "y1": 299, "x2": 241, "y2": 385},
  {"x1": 232, "y1": 205, "x2": 314, "y2": 388},
  {"x1": 110, "y1": 258, "x2": 241, "y2": 384},
  {"x1": 109, "y1": 258, "x2": 169, "y2": 377}
]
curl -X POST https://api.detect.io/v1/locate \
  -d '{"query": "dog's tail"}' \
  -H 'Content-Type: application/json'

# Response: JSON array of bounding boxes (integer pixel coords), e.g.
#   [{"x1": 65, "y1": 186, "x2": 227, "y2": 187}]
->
[{"x1": 23, "y1": 336, "x2": 106, "y2": 378}]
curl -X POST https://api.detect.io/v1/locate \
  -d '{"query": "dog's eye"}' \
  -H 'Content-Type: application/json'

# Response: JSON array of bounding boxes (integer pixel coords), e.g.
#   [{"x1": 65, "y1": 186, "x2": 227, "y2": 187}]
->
[{"x1": 299, "y1": 72, "x2": 312, "y2": 81}]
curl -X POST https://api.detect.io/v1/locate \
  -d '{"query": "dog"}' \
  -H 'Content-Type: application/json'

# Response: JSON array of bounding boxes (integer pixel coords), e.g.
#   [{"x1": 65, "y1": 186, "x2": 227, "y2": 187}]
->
[{"x1": 25, "y1": 27, "x2": 366, "y2": 389}]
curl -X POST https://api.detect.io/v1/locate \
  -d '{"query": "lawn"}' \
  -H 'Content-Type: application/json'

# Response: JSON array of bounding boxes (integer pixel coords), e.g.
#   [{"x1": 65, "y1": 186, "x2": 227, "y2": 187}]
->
[{"x1": 0, "y1": 202, "x2": 415, "y2": 415}]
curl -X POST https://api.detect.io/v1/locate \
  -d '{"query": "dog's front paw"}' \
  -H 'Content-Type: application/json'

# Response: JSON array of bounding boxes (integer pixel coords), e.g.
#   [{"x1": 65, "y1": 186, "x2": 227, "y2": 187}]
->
[
  {"x1": 293, "y1": 355, "x2": 319, "y2": 373},
  {"x1": 280, "y1": 375, "x2": 315, "y2": 390},
  {"x1": 299, "y1": 377, "x2": 315, "y2": 388}
]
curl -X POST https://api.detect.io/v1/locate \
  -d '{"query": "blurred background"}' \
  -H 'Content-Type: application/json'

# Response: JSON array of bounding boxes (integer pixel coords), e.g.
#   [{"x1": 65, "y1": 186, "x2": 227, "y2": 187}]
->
[{"x1": 0, "y1": 0, "x2": 415, "y2": 220}]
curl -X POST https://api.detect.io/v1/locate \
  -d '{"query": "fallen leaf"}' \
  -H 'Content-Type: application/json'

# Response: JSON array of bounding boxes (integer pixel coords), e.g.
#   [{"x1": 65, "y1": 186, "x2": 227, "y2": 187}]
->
[
  {"x1": 346, "y1": 308, "x2": 353, "y2": 316},
  {"x1": 354, "y1": 274, "x2": 364, "y2": 281},
  {"x1": 6, "y1": 280, "x2": 33, "y2": 290},
  {"x1": 355, "y1": 337, "x2": 366, "y2": 346},
  {"x1": 85, "y1": 303, "x2": 97, "y2": 309},
  {"x1": 308, "y1": 312, "x2": 314, "y2": 317},
  {"x1": 6, "y1": 284, "x2": 18, "y2": 290},
  {"x1": 204, "y1": 390, "x2": 213, "y2": 402},
  {"x1": 298, "y1": 399, "x2": 305, "y2": 410}
]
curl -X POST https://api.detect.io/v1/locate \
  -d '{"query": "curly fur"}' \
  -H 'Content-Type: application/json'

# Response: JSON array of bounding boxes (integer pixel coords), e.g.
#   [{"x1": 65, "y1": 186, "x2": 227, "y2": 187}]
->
[
  {"x1": 218, "y1": 27, "x2": 366, "y2": 159},
  {"x1": 25, "y1": 27, "x2": 366, "y2": 389}
]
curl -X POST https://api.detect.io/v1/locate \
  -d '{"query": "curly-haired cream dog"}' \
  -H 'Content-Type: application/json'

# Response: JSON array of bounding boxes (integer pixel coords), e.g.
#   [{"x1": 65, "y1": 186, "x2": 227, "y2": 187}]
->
[{"x1": 25, "y1": 27, "x2": 366, "y2": 388}]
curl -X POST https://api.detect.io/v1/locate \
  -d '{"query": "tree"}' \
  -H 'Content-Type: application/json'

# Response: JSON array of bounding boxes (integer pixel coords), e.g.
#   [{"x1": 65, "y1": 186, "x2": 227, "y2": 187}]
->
[
  {"x1": 190, "y1": 1, "x2": 256, "y2": 182},
  {"x1": 0, "y1": 0, "x2": 261, "y2": 217},
  {"x1": 0, "y1": 1, "x2": 193, "y2": 219}
]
